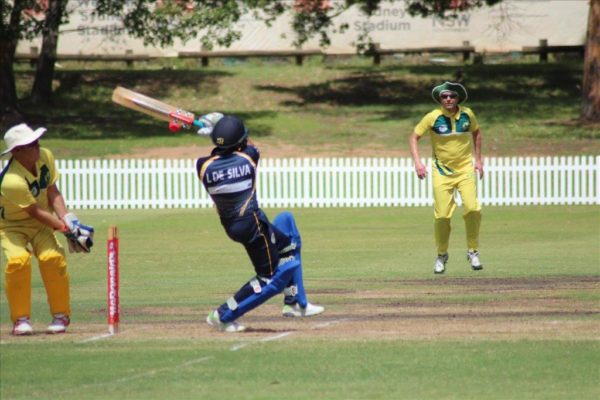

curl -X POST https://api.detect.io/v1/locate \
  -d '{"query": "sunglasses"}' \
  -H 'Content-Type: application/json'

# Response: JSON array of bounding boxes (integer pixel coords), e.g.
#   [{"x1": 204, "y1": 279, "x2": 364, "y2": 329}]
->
[
  {"x1": 23, "y1": 140, "x2": 40, "y2": 148},
  {"x1": 440, "y1": 93, "x2": 458, "y2": 99},
  {"x1": 15, "y1": 140, "x2": 39, "y2": 151}
]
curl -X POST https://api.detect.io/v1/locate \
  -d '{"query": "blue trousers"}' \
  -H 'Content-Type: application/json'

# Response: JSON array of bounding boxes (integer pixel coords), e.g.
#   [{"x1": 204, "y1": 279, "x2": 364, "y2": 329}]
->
[{"x1": 217, "y1": 211, "x2": 308, "y2": 322}]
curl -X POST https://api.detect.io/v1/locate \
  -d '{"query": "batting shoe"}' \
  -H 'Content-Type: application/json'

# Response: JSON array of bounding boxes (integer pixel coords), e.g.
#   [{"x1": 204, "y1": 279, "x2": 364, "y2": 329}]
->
[
  {"x1": 282, "y1": 302, "x2": 325, "y2": 318},
  {"x1": 467, "y1": 250, "x2": 483, "y2": 271},
  {"x1": 206, "y1": 310, "x2": 246, "y2": 333},
  {"x1": 12, "y1": 317, "x2": 33, "y2": 336},
  {"x1": 47, "y1": 313, "x2": 70, "y2": 334},
  {"x1": 434, "y1": 253, "x2": 449, "y2": 274}
]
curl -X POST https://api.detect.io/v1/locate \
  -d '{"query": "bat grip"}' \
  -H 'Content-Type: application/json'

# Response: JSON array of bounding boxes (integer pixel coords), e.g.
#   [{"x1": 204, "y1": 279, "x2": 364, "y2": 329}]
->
[{"x1": 169, "y1": 110, "x2": 195, "y2": 126}]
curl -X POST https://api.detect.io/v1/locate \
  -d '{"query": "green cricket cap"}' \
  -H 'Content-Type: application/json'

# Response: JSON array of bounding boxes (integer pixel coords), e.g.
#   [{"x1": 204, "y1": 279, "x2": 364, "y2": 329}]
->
[{"x1": 431, "y1": 81, "x2": 468, "y2": 104}]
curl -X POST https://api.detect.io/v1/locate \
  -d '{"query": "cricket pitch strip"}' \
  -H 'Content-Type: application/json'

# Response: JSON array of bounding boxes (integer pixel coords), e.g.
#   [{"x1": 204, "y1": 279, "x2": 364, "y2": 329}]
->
[{"x1": 1, "y1": 275, "x2": 598, "y2": 342}]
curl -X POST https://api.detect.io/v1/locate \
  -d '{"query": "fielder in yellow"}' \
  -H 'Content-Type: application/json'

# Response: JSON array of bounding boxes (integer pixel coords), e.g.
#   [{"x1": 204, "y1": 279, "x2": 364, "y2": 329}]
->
[
  {"x1": 409, "y1": 82, "x2": 483, "y2": 274},
  {"x1": 1, "y1": 124, "x2": 94, "y2": 335}
]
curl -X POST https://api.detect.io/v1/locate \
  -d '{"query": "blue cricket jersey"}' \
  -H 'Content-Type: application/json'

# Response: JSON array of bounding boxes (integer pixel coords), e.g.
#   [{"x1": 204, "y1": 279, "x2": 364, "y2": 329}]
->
[{"x1": 196, "y1": 145, "x2": 260, "y2": 220}]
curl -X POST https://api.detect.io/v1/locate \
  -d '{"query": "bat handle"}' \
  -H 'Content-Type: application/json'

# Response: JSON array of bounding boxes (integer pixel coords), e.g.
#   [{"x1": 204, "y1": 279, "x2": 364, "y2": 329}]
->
[
  {"x1": 169, "y1": 110, "x2": 195, "y2": 126},
  {"x1": 168, "y1": 118, "x2": 206, "y2": 133}
]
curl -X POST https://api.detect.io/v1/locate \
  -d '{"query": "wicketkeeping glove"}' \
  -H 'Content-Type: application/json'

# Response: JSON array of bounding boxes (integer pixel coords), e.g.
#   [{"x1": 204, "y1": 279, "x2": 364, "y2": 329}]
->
[
  {"x1": 66, "y1": 235, "x2": 81, "y2": 253},
  {"x1": 63, "y1": 213, "x2": 95, "y2": 253},
  {"x1": 65, "y1": 234, "x2": 93, "y2": 254},
  {"x1": 196, "y1": 112, "x2": 224, "y2": 136}
]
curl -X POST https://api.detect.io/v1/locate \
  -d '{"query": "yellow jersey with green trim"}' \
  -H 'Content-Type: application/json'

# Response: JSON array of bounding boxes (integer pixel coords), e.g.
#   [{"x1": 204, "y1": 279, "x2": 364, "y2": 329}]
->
[
  {"x1": 414, "y1": 106, "x2": 479, "y2": 175},
  {"x1": 0, "y1": 147, "x2": 59, "y2": 223}
]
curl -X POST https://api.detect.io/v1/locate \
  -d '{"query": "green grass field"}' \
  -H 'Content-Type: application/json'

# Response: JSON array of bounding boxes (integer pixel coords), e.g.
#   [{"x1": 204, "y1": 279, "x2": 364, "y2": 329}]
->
[
  {"x1": 1, "y1": 206, "x2": 599, "y2": 400},
  {"x1": 10, "y1": 60, "x2": 600, "y2": 158},
  {"x1": 3, "y1": 57, "x2": 599, "y2": 399}
]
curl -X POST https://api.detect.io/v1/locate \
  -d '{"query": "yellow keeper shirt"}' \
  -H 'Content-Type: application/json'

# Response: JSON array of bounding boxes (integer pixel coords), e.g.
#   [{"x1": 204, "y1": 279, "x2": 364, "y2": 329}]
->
[
  {"x1": 414, "y1": 106, "x2": 479, "y2": 175},
  {"x1": 0, "y1": 147, "x2": 59, "y2": 224}
]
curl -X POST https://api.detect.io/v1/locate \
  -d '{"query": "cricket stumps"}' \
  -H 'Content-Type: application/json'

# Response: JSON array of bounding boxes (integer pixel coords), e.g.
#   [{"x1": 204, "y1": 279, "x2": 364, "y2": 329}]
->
[{"x1": 107, "y1": 226, "x2": 120, "y2": 334}]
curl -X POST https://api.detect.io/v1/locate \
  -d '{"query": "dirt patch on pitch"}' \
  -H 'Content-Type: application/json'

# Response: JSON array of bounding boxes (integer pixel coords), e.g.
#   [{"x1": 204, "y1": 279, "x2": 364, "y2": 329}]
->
[{"x1": 1, "y1": 275, "x2": 598, "y2": 343}]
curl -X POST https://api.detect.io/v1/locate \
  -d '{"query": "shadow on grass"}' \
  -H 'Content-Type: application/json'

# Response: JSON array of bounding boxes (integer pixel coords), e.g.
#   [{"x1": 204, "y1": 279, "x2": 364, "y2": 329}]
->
[
  {"x1": 11, "y1": 63, "x2": 588, "y2": 140},
  {"x1": 14, "y1": 69, "x2": 251, "y2": 139},
  {"x1": 256, "y1": 63, "x2": 583, "y2": 123}
]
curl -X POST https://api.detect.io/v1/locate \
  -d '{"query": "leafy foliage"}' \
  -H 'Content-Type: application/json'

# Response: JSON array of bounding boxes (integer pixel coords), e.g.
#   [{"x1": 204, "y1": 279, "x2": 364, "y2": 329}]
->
[
  {"x1": 278, "y1": 1, "x2": 505, "y2": 49},
  {"x1": 405, "y1": 0, "x2": 503, "y2": 18},
  {"x1": 2, "y1": 1, "x2": 508, "y2": 81},
  {"x1": 1, "y1": 0, "x2": 71, "y2": 40},
  {"x1": 1, "y1": 1, "x2": 506, "y2": 50}
]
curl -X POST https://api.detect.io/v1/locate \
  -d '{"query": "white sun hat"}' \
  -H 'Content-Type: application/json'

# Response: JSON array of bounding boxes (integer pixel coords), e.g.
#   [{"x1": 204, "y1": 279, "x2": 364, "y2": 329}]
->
[{"x1": 1, "y1": 123, "x2": 47, "y2": 156}]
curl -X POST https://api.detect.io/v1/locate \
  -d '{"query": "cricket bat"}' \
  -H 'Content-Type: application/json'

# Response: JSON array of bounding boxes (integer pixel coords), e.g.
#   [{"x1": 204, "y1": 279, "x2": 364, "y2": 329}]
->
[{"x1": 111, "y1": 86, "x2": 199, "y2": 132}]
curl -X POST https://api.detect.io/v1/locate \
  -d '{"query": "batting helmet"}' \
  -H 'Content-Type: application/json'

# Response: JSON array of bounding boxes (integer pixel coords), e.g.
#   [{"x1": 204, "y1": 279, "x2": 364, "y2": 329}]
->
[{"x1": 210, "y1": 115, "x2": 249, "y2": 151}]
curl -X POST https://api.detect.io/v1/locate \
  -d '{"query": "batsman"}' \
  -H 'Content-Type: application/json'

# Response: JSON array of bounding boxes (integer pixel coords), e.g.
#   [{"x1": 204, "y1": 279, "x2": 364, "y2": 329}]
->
[{"x1": 196, "y1": 114, "x2": 324, "y2": 332}]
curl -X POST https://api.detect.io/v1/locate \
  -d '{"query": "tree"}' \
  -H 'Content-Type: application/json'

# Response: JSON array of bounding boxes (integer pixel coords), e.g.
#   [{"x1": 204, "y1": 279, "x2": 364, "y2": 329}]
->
[
  {"x1": 2, "y1": 0, "x2": 597, "y2": 123},
  {"x1": 2, "y1": 0, "x2": 260, "y2": 118},
  {"x1": 1, "y1": 0, "x2": 28, "y2": 120},
  {"x1": 94, "y1": 0, "x2": 262, "y2": 49},
  {"x1": 30, "y1": 0, "x2": 66, "y2": 104},
  {"x1": 285, "y1": 0, "x2": 503, "y2": 48},
  {"x1": 287, "y1": 0, "x2": 598, "y2": 122},
  {"x1": 582, "y1": 0, "x2": 599, "y2": 121},
  {"x1": 1, "y1": 0, "x2": 64, "y2": 123}
]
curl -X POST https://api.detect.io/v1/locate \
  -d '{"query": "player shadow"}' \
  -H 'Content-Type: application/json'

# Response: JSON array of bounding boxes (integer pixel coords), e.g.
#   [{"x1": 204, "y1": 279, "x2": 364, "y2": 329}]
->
[
  {"x1": 254, "y1": 63, "x2": 581, "y2": 124},
  {"x1": 14, "y1": 69, "x2": 237, "y2": 139},
  {"x1": 243, "y1": 327, "x2": 297, "y2": 333},
  {"x1": 11, "y1": 62, "x2": 583, "y2": 139},
  {"x1": 256, "y1": 73, "x2": 419, "y2": 108}
]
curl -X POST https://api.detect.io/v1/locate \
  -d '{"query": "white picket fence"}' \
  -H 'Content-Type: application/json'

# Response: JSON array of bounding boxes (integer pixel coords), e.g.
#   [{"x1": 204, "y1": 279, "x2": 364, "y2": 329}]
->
[{"x1": 2, "y1": 156, "x2": 599, "y2": 209}]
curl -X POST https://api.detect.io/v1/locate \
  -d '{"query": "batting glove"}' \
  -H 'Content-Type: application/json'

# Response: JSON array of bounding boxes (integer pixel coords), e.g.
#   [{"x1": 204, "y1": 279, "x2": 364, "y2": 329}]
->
[{"x1": 196, "y1": 112, "x2": 224, "y2": 136}]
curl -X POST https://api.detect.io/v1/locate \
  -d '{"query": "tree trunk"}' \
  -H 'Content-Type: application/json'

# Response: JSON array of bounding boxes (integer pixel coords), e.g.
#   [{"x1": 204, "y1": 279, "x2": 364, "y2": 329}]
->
[
  {"x1": 0, "y1": 1, "x2": 26, "y2": 124},
  {"x1": 582, "y1": 0, "x2": 600, "y2": 122},
  {"x1": 0, "y1": 40, "x2": 20, "y2": 122},
  {"x1": 31, "y1": 0, "x2": 64, "y2": 104}
]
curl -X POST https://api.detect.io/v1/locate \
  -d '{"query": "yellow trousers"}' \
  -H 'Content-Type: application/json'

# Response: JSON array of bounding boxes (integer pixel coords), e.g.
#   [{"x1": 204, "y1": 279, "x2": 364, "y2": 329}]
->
[
  {"x1": 1, "y1": 221, "x2": 70, "y2": 323},
  {"x1": 432, "y1": 169, "x2": 481, "y2": 255}
]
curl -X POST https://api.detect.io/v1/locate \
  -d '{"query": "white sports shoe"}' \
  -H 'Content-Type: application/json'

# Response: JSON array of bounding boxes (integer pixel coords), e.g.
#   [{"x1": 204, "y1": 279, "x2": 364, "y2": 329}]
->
[
  {"x1": 47, "y1": 313, "x2": 70, "y2": 334},
  {"x1": 467, "y1": 250, "x2": 483, "y2": 270},
  {"x1": 12, "y1": 317, "x2": 33, "y2": 336},
  {"x1": 206, "y1": 310, "x2": 245, "y2": 333},
  {"x1": 282, "y1": 302, "x2": 325, "y2": 317},
  {"x1": 434, "y1": 253, "x2": 449, "y2": 274}
]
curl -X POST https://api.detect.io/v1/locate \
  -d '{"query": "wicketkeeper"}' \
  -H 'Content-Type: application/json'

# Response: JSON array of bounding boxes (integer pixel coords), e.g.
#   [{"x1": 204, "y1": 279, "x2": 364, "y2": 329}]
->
[
  {"x1": 196, "y1": 114, "x2": 324, "y2": 332},
  {"x1": 409, "y1": 82, "x2": 484, "y2": 274},
  {"x1": 1, "y1": 124, "x2": 94, "y2": 335}
]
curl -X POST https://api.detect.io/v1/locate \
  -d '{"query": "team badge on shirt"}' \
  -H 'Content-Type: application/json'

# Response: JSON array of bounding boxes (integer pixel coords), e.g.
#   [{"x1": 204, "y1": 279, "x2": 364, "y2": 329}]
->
[
  {"x1": 28, "y1": 181, "x2": 40, "y2": 197},
  {"x1": 39, "y1": 165, "x2": 50, "y2": 189}
]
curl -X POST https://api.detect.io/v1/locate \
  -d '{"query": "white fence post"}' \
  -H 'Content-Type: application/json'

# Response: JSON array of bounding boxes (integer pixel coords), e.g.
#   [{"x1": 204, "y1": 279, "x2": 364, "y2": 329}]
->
[{"x1": 1, "y1": 156, "x2": 598, "y2": 209}]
